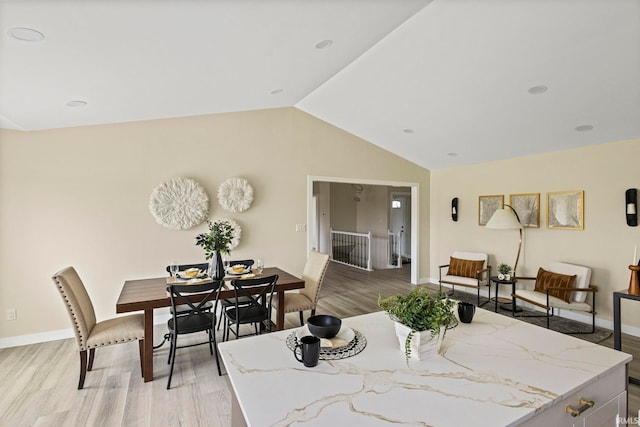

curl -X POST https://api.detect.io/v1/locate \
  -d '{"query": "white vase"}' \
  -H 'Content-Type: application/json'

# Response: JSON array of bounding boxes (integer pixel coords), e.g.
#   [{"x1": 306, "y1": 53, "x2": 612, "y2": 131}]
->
[{"x1": 393, "y1": 322, "x2": 445, "y2": 360}]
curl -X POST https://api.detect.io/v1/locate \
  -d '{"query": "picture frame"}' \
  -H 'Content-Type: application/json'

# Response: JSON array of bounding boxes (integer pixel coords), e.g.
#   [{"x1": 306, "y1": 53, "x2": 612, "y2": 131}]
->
[
  {"x1": 547, "y1": 190, "x2": 584, "y2": 230},
  {"x1": 509, "y1": 193, "x2": 540, "y2": 228},
  {"x1": 478, "y1": 195, "x2": 504, "y2": 226}
]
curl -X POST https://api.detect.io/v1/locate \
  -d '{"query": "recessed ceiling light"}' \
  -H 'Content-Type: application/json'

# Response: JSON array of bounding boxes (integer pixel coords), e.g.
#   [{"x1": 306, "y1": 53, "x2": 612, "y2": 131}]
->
[
  {"x1": 574, "y1": 124, "x2": 594, "y2": 132},
  {"x1": 527, "y1": 85, "x2": 548, "y2": 95},
  {"x1": 8, "y1": 27, "x2": 45, "y2": 42},
  {"x1": 402, "y1": 128, "x2": 414, "y2": 134},
  {"x1": 270, "y1": 89, "x2": 284, "y2": 95},
  {"x1": 66, "y1": 100, "x2": 87, "y2": 107},
  {"x1": 315, "y1": 39, "x2": 333, "y2": 49},
  {"x1": 447, "y1": 152, "x2": 458, "y2": 157}
]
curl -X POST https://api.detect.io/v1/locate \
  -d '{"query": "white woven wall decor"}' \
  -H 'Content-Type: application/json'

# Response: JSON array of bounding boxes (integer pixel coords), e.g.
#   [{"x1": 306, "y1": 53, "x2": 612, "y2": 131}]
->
[
  {"x1": 222, "y1": 218, "x2": 242, "y2": 250},
  {"x1": 149, "y1": 177, "x2": 209, "y2": 230},
  {"x1": 218, "y1": 177, "x2": 254, "y2": 213}
]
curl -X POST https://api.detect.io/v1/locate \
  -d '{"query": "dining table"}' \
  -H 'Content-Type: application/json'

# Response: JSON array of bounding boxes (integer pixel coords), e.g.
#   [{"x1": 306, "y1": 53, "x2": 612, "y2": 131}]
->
[{"x1": 116, "y1": 266, "x2": 305, "y2": 382}]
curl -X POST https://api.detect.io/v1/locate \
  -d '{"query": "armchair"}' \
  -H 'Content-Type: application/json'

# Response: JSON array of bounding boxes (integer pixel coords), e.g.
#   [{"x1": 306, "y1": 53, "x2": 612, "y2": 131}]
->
[
  {"x1": 512, "y1": 261, "x2": 597, "y2": 333},
  {"x1": 439, "y1": 251, "x2": 491, "y2": 306}
]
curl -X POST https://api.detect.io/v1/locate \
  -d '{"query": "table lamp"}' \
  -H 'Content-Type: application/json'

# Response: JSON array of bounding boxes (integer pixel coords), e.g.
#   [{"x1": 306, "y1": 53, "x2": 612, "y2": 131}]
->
[{"x1": 486, "y1": 205, "x2": 523, "y2": 277}]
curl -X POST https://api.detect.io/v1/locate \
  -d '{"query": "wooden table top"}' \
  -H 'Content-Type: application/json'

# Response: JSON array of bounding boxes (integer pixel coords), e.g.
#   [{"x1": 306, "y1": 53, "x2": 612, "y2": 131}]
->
[{"x1": 116, "y1": 267, "x2": 304, "y2": 313}]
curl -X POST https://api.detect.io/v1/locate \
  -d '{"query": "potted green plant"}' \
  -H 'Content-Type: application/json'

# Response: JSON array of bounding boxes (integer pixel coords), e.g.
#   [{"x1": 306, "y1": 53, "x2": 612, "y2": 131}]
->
[
  {"x1": 378, "y1": 288, "x2": 457, "y2": 365},
  {"x1": 498, "y1": 263, "x2": 512, "y2": 280},
  {"x1": 195, "y1": 218, "x2": 241, "y2": 279}
]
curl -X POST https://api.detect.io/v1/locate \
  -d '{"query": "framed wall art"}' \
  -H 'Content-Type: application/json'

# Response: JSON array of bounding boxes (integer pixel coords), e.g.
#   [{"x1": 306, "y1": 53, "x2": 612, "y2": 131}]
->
[
  {"x1": 478, "y1": 195, "x2": 504, "y2": 226},
  {"x1": 547, "y1": 190, "x2": 584, "y2": 230},
  {"x1": 509, "y1": 193, "x2": 540, "y2": 228}
]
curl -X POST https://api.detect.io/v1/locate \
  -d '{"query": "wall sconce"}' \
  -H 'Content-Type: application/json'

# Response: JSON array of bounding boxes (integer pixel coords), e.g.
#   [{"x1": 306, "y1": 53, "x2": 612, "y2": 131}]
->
[
  {"x1": 626, "y1": 189, "x2": 637, "y2": 227},
  {"x1": 451, "y1": 197, "x2": 458, "y2": 222}
]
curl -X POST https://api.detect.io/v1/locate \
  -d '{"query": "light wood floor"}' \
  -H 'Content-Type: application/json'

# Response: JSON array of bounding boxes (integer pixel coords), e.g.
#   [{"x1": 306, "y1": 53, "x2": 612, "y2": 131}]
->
[{"x1": 1, "y1": 262, "x2": 639, "y2": 426}]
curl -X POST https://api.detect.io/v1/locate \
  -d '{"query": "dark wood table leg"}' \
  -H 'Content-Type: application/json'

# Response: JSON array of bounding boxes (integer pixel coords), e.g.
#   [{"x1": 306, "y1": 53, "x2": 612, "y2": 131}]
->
[
  {"x1": 143, "y1": 309, "x2": 154, "y2": 382},
  {"x1": 276, "y1": 291, "x2": 285, "y2": 331}
]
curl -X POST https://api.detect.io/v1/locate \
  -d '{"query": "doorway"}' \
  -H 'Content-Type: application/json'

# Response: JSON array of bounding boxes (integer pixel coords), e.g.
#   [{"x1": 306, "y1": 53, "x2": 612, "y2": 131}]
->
[{"x1": 307, "y1": 175, "x2": 419, "y2": 285}]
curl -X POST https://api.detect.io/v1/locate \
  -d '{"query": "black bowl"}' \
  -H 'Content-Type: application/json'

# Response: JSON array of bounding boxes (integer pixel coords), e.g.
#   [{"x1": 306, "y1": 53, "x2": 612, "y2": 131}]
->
[{"x1": 307, "y1": 315, "x2": 342, "y2": 339}]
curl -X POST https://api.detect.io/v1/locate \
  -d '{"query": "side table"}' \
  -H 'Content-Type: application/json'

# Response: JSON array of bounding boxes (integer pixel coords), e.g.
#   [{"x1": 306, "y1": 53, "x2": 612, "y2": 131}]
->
[
  {"x1": 613, "y1": 289, "x2": 640, "y2": 385},
  {"x1": 490, "y1": 276, "x2": 522, "y2": 314}
]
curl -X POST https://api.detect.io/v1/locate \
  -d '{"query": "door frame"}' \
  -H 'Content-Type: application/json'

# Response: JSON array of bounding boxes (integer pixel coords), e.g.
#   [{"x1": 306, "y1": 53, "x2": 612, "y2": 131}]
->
[{"x1": 307, "y1": 175, "x2": 419, "y2": 285}]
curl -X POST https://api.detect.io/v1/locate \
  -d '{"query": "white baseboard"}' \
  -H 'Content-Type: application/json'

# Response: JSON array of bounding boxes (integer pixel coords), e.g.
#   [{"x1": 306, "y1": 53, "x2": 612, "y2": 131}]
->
[
  {"x1": 0, "y1": 314, "x2": 173, "y2": 349},
  {"x1": 0, "y1": 328, "x2": 75, "y2": 348}
]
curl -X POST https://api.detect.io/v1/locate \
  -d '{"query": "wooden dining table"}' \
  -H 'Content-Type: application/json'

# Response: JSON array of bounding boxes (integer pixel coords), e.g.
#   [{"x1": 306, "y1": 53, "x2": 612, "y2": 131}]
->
[{"x1": 116, "y1": 267, "x2": 304, "y2": 382}]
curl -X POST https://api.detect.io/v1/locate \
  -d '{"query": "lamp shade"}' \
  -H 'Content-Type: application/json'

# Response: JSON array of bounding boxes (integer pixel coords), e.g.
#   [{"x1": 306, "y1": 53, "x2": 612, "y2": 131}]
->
[{"x1": 485, "y1": 208, "x2": 523, "y2": 230}]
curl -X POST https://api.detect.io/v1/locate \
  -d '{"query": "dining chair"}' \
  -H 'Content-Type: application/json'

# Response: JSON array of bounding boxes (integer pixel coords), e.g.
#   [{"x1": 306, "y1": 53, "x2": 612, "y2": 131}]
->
[
  {"x1": 223, "y1": 274, "x2": 278, "y2": 341},
  {"x1": 52, "y1": 266, "x2": 144, "y2": 389},
  {"x1": 165, "y1": 263, "x2": 209, "y2": 277},
  {"x1": 273, "y1": 251, "x2": 330, "y2": 326},
  {"x1": 154, "y1": 262, "x2": 212, "y2": 350},
  {"x1": 217, "y1": 259, "x2": 255, "y2": 331},
  {"x1": 166, "y1": 280, "x2": 224, "y2": 389}
]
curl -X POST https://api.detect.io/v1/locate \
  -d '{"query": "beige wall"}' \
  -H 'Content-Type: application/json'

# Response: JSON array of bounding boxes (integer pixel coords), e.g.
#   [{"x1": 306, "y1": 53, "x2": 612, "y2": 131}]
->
[
  {"x1": 430, "y1": 139, "x2": 640, "y2": 331},
  {"x1": 0, "y1": 107, "x2": 431, "y2": 342},
  {"x1": 329, "y1": 183, "x2": 357, "y2": 231}
]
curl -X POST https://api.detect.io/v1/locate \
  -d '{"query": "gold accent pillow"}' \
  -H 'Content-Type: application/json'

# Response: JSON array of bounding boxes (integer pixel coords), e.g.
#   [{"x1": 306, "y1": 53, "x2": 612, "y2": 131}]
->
[
  {"x1": 534, "y1": 267, "x2": 576, "y2": 303},
  {"x1": 448, "y1": 257, "x2": 485, "y2": 279}
]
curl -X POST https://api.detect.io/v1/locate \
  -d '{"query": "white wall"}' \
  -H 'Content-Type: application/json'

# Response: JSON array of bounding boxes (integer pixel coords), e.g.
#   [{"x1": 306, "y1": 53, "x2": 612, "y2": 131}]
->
[
  {"x1": 0, "y1": 107, "x2": 431, "y2": 343},
  {"x1": 430, "y1": 139, "x2": 640, "y2": 332}
]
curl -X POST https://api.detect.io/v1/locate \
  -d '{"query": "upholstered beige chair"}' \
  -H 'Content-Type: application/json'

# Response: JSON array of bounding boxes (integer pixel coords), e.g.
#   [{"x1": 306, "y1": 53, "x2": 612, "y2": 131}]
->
[
  {"x1": 52, "y1": 266, "x2": 144, "y2": 389},
  {"x1": 439, "y1": 251, "x2": 491, "y2": 306},
  {"x1": 512, "y1": 261, "x2": 597, "y2": 333},
  {"x1": 273, "y1": 251, "x2": 330, "y2": 325}
]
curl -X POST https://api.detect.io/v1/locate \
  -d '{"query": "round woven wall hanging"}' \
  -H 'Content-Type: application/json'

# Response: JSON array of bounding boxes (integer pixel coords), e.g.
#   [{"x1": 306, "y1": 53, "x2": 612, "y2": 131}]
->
[
  {"x1": 218, "y1": 177, "x2": 254, "y2": 213},
  {"x1": 149, "y1": 177, "x2": 209, "y2": 229}
]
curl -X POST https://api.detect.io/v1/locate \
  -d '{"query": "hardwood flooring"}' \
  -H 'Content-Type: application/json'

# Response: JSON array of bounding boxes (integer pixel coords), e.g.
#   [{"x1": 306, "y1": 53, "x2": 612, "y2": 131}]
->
[{"x1": 1, "y1": 262, "x2": 639, "y2": 426}]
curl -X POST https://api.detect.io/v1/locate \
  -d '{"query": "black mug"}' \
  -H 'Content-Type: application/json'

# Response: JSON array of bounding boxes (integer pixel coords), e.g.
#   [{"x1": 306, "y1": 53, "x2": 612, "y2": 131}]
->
[
  {"x1": 458, "y1": 302, "x2": 476, "y2": 323},
  {"x1": 294, "y1": 335, "x2": 320, "y2": 367}
]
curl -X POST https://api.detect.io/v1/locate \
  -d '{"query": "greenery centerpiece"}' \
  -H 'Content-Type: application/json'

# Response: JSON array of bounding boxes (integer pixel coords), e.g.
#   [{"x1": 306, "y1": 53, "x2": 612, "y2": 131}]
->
[
  {"x1": 378, "y1": 288, "x2": 457, "y2": 365},
  {"x1": 195, "y1": 218, "x2": 241, "y2": 279}
]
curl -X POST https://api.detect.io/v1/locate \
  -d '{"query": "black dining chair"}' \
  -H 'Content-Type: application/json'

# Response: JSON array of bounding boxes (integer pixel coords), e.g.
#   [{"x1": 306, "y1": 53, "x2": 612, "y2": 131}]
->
[
  {"x1": 154, "y1": 263, "x2": 212, "y2": 350},
  {"x1": 217, "y1": 259, "x2": 255, "y2": 331},
  {"x1": 223, "y1": 274, "x2": 278, "y2": 341},
  {"x1": 165, "y1": 263, "x2": 209, "y2": 277},
  {"x1": 166, "y1": 280, "x2": 224, "y2": 389}
]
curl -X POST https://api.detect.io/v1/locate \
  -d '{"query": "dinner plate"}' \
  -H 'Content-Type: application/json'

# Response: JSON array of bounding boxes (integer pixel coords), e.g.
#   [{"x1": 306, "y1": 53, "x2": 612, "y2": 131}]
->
[
  {"x1": 286, "y1": 329, "x2": 366, "y2": 360},
  {"x1": 296, "y1": 325, "x2": 355, "y2": 349},
  {"x1": 178, "y1": 271, "x2": 206, "y2": 279},
  {"x1": 226, "y1": 267, "x2": 251, "y2": 276}
]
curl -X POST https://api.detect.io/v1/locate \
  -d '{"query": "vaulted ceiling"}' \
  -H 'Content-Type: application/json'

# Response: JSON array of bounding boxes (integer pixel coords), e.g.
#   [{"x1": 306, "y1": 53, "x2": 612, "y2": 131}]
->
[{"x1": 1, "y1": 0, "x2": 638, "y2": 169}]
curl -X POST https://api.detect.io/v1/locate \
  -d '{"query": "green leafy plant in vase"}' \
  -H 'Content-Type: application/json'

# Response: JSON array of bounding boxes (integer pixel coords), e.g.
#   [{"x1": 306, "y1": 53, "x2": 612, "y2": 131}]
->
[
  {"x1": 195, "y1": 218, "x2": 240, "y2": 279},
  {"x1": 378, "y1": 287, "x2": 457, "y2": 365},
  {"x1": 498, "y1": 263, "x2": 512, "y2": 280}
]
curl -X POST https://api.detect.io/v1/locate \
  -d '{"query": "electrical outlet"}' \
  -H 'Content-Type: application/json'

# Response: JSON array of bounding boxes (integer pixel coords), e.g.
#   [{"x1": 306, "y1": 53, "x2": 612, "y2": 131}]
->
[
  {"x1": 295, "y1": 224, "x2": 306, "y2": 232},
  {"x1": 6, "y1": 308, "x2": 16, "y2": 321}
]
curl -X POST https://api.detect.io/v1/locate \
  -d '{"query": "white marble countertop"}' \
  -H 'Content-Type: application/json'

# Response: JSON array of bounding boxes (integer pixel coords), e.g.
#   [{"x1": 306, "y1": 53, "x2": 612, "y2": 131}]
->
[{"x1": 218, "y1": 308, "x2": 631, "y2": 426}]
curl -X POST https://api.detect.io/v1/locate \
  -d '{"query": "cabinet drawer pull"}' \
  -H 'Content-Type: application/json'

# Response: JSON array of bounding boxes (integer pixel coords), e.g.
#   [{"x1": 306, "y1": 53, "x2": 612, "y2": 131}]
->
[{"x1": 565, "y1": 398, "x2": 594, "y2": 417}]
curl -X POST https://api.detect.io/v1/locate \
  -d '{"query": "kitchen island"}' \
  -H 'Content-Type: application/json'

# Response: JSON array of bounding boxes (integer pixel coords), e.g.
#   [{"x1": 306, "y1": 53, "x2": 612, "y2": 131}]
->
[{"x1": 218, "y1": 308, "x2": 631, "y2": 426}]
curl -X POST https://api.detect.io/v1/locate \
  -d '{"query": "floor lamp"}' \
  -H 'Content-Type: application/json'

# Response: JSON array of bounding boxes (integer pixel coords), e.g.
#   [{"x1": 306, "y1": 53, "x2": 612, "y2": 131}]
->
[{"x1": 485, "y1": 204, "x2": 523, "y2": 277}]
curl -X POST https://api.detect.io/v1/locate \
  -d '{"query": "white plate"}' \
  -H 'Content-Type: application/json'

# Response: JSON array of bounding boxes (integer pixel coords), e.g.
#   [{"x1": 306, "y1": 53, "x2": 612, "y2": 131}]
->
[
  {"x1": 226, "y1": 267, "x2": 251, "y2": 275},
  {"x1": 296, "y1": 325, "x2": 355, "y2": 349},
  {"x1": 178, "y1": 271, "x2": 206, "y2": 279}
]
